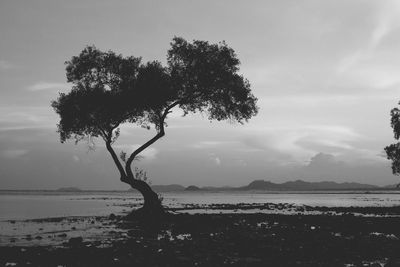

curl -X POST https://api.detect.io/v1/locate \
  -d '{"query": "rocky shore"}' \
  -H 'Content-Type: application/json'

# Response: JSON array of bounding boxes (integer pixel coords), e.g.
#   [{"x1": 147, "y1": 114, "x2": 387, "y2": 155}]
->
[{"x1": 1, "y1": 205, "x2": 400, "y2": 266}]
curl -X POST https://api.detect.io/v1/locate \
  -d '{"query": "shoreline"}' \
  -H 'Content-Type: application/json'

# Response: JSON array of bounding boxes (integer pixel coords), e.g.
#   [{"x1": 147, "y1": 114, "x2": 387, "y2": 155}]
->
[
  {"x1": 1, "y1": 189, "x2": 400, "y2": 195},
  {"x1": 1, "y1": 205, "x2": 400, "y2": 266}
]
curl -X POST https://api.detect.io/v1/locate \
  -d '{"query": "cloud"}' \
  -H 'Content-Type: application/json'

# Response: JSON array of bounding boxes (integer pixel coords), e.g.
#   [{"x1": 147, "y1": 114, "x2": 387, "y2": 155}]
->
[
  {"x1": 371, "y1": 1, "x2": 400, "y2": 48},
  {"x1": 208, "y1": 154, "x2": 221, "y2": 166},
  {"x1": 338, "y1": 1, "x2": 400, "y2": 74},
  {"x1": 190, "y1": 141, "x2": 227, "y2": 149},
  {"x1": 234, "y1": 158, "x2": 247, "y2": 166},
  {"x1": 0, "y1": 106, "x2": 56, "y2": 131},
  {"x1": 0, "y1": 60, "x2": 14, "y2": 70},
  {"x1": 2, "y1": 149, "x2": 28, "y2": 159},
  {"x1": 239, "y1": 124, "x2": 363, "y2": 164},
  {"x1": 27, "y1": 82, "x2": 70, "y2": 91},
  {"x1": 307, "y1": 152, "x2": 338, "y2": 167},
  {"x1": 293, "y1": 152, "x2": 396, "y2": 185}
]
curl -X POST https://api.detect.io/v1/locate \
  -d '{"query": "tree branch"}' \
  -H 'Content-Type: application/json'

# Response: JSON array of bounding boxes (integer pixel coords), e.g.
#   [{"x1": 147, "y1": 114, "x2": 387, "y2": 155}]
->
[
  {"x1": 98, "y1": 127, "x2": 127, "y2": 182},
  {"x1": 105, "y1": 136, "x2": 129, "y2": 183},
  {"x1": 98, "y1": 127, "x2": 109, "y2": 142},
  {"x1": 123, "y1": 98, "x2": 193, "y2": 180},
  {"x1": 117, "y1": 96, "x2": 201, "y2": 181},
  {"x1": 125, "y1": 116, "x2": 166, "y2": 179}
]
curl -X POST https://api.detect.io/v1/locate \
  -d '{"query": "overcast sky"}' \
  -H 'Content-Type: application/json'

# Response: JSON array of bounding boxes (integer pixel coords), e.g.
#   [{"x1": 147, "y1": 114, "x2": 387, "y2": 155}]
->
[{"x1": 1, "y1": 0, "x2": 400, "y2": 189}]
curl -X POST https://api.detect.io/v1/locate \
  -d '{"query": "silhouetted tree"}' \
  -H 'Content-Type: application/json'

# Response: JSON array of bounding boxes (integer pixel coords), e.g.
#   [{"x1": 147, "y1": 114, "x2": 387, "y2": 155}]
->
[
  {"x1": 385, "y1": 103, "x2": 400, "y2": 187},
  {"x1": 52, "y1": 37, "x2": 258, "y2": 216}
]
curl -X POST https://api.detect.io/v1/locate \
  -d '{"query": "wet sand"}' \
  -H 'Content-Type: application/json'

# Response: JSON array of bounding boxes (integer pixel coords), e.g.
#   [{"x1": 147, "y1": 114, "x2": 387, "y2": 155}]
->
[{"x1": 1, "y1": 205, "x2": 400, "y2": 266}]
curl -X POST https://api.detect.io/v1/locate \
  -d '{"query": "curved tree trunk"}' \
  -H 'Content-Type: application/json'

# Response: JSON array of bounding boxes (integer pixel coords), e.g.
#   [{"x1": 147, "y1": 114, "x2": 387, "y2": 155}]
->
[
  {"x1": 130, "y1": 179, "x2": 163, "y2": 213},
  {"x1": 104, "y1": 109, "x2": 176, "y2": 219},
  {"x1": 105, "y1": 141, "x2": 164, "y2": 218},
  {"x1": 124, "y1": 180, "x2": 164, "y2": 220}
]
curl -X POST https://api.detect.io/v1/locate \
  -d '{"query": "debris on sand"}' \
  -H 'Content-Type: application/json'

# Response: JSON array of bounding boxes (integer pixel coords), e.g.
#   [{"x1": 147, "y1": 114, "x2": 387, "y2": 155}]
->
[{"x1": 1, "y1": 212, "x2": 400, "y2": 266}]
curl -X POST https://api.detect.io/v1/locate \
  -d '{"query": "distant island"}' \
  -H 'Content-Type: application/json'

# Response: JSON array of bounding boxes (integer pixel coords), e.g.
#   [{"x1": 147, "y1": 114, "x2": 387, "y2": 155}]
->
[
  {"x1": 143, "y1": 179, "x2": 392, "y2": 193},
  {"x1": 55, "y1": 180, "x2": 397, "y2": 193},
  {"x1": 185, "y1": 185, "x2": 202, "y2": 191},
  {"x1": 238, "y1": 180, "x2": 378, "y2": 191}
]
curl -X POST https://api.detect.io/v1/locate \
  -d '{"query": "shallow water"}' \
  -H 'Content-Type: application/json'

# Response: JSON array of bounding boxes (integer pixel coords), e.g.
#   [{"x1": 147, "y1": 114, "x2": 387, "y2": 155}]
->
[
  {"x1": 1, "y1": 190, "x2": 400, "y2": 247},
  {"x1": 1, "y1": 190, "x2": 400, "y2": 220}
]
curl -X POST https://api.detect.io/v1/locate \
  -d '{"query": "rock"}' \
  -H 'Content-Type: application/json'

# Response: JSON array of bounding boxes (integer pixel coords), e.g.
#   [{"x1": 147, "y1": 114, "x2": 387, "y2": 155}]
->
[
  {"x1": 68, "y1": 236, "x2": 83, "y2": 247},
  {"x1": 387, "y1": 234, "x2": 399, "y2": 240},
  {"x1": 109, "y1": 213, "x2": 117, "y2": 220}
]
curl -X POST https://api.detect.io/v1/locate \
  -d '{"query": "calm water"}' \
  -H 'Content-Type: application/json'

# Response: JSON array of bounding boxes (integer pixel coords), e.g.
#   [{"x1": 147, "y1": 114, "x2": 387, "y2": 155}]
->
[{"x1": 1, "y1": 190, "x2": 400, "y2": 220}]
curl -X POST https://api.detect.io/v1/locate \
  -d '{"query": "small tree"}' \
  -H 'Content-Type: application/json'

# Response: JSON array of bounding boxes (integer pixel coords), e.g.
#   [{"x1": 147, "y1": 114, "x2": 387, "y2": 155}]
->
[
  {"x1": 52, "y1": 37, "x2": 258, "y2": 215},
  {"x1": 385, "y1": 103, "x2": 400, "y2": 187}
]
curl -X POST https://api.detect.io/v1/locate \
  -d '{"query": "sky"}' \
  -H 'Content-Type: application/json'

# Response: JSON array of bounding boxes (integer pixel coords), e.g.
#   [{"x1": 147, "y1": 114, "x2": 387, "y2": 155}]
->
[{"x1": 1, "y1": 0, "x2": 400, "y2": 189}]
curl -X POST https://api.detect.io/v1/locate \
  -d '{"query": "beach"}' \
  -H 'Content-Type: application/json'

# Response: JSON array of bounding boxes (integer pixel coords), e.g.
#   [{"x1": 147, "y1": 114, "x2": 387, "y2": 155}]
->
[{"x1": 1, "y1": 191, "x2": 400, "y2": 266}]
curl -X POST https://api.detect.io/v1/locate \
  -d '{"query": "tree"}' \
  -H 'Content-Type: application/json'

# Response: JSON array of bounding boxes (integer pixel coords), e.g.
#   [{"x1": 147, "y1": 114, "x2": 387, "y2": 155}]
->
[
  {"x1": 52, "y1": 37, "x2": 258, "y2": 216},
  {"x1": 385, "y1": 103, "x2": 400, "y2": 187}
]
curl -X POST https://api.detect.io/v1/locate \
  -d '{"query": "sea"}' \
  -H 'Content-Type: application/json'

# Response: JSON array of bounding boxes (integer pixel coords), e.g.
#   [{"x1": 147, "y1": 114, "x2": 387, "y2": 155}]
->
[
  {"x1": 1, "y1": 190, "x2": 400, "y2": 246},
  {"x1": 1, "y1": 190, "x2": 400, "y2": 220}
]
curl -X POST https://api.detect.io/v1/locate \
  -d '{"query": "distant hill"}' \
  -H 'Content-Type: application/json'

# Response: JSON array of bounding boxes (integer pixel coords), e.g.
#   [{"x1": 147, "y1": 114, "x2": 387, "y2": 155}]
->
[
  {"x1": 128, "y1": 180, "x2": 393, "y2": 193},
  {"x1": 239, "y1": 179, "x2": 378, "y2": 191},
  {"x1": 241, "y1": 180, "x2": 282, "y2": 190},
  {"x1": 185, "y1": 185, "x2": 202, "y2": 191},
  {"x1": 56, "y1": 187, "x2": 82, "y2": 192},
  {"x1": 384, "y1": 183, "x2": 400, "y2": 189},
  {"x1": 202, "y1": 186, "x2": 235, "y2": 191}
]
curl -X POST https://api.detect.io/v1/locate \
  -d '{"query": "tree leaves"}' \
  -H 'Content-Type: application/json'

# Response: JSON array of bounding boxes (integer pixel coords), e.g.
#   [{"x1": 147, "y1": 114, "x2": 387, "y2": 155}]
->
[
  {"x1": 52, "y1": 37, "x2": 258, "y2": 146},
  {"x1": 385, "y1": 102, "x2": 400, "y2": 176}
]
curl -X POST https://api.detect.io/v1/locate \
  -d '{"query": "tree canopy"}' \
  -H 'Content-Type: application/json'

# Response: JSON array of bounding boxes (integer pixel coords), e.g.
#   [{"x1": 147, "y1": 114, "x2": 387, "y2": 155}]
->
[
  {"x1": 52, "y1": 37, "x2": 258, "y2": 192},
  {"x1": 385, "y1": 104, "x2": 400, "y2": 177}
]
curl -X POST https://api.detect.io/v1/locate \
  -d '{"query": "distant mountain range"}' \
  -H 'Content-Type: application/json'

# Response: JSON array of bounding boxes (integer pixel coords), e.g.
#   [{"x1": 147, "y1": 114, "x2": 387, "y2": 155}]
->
[
  {"x1": 149, "y1": 179, "x2": 394, "y2": 192},
  {"x1": 238, "y1": 180, "x2": 378, "y2": 191},
  {"x1": 57, "y1": 180, "x2": 398, "y2": 192}
]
